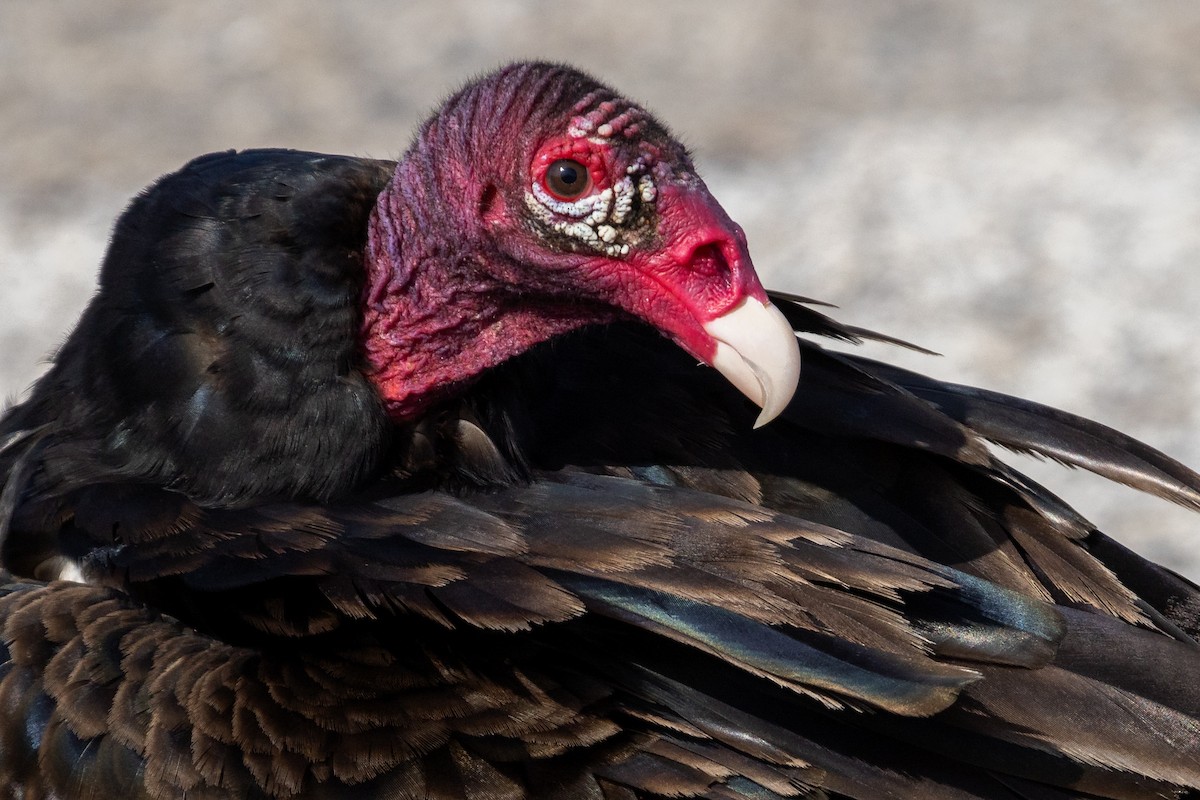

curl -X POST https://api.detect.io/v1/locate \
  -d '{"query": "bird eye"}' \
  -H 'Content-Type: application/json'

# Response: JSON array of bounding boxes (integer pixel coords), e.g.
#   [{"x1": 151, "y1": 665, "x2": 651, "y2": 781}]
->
[{"x1": 544, "y1": 159, "x2": 593, "y2": 200}]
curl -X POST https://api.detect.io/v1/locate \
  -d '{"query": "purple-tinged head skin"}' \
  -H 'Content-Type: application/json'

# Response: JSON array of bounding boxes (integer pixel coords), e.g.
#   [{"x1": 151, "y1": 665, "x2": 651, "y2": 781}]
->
[{"x1": 359, "y1": 62, "x2": 800, "y2": 426}]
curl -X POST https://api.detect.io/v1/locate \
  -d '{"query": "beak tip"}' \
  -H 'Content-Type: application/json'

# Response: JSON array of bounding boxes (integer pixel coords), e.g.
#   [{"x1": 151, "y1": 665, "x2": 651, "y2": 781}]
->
[{"x1": 704, "y1": 299, "x2": 801, "y2": 428}]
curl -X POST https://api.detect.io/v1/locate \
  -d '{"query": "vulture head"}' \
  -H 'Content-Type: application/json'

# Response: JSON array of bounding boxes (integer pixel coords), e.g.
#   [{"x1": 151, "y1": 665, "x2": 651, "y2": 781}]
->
[{"x1": 359, "y1": 62, "x2": 800, "y2": 426}]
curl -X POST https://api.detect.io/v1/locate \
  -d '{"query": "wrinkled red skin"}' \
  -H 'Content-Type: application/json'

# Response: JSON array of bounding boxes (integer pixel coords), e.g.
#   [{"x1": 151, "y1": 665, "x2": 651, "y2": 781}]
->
[
  {"x1": 607, "y1": 183, "x2": 769, "y2": 361},
  {"x1": 358, "y1": 63, "x2": 769, "y2": 422}
]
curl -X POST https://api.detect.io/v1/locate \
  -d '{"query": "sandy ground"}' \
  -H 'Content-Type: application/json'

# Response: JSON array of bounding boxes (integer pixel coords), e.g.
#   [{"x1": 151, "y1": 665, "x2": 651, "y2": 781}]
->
[{"x1": 2, "y1": 2, "x2": 1200, "y2": 576}]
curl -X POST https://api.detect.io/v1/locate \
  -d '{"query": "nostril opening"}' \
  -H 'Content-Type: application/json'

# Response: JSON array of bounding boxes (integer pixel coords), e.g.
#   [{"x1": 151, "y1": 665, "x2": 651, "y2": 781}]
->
[{"x1": 689, "y1": 242, "x2": 734, "y2": 289}]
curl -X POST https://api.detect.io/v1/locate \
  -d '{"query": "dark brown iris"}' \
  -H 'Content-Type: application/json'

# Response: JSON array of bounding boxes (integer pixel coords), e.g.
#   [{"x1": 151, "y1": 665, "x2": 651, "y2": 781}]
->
[{"x1": 545, "y1": 159, "x2": 592, "y2": 200}]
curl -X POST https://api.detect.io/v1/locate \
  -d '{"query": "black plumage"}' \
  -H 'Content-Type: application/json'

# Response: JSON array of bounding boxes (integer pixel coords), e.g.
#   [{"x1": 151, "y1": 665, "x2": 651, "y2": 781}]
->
[{"x1": 1, "y1": 62, "x2": 1199, "y2": 799}]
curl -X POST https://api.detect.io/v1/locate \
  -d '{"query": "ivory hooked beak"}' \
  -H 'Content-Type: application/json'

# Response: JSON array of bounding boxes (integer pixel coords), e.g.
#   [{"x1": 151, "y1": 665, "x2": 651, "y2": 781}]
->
[{"x1": 703, "y1": 299, "x2": 801, "y2": 428}]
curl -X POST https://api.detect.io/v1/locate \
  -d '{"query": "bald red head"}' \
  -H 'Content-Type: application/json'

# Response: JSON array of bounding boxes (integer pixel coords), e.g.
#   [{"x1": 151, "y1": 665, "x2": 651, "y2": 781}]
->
[{"x1": 359, "y1": 63, "x2": 799, "y2": 426}]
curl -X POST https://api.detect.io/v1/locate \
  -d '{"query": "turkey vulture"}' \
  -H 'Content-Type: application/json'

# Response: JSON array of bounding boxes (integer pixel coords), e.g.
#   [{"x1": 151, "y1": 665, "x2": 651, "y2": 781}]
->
[{"x1": 1, "y1": 61, "x2": 1198, "y2": 799}]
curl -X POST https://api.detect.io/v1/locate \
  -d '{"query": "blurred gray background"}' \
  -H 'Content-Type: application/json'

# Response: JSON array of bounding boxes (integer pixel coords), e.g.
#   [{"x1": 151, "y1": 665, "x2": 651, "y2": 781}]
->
[{"x1": 2, "y1": 2, "x2": 1199, "y2": 575}]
